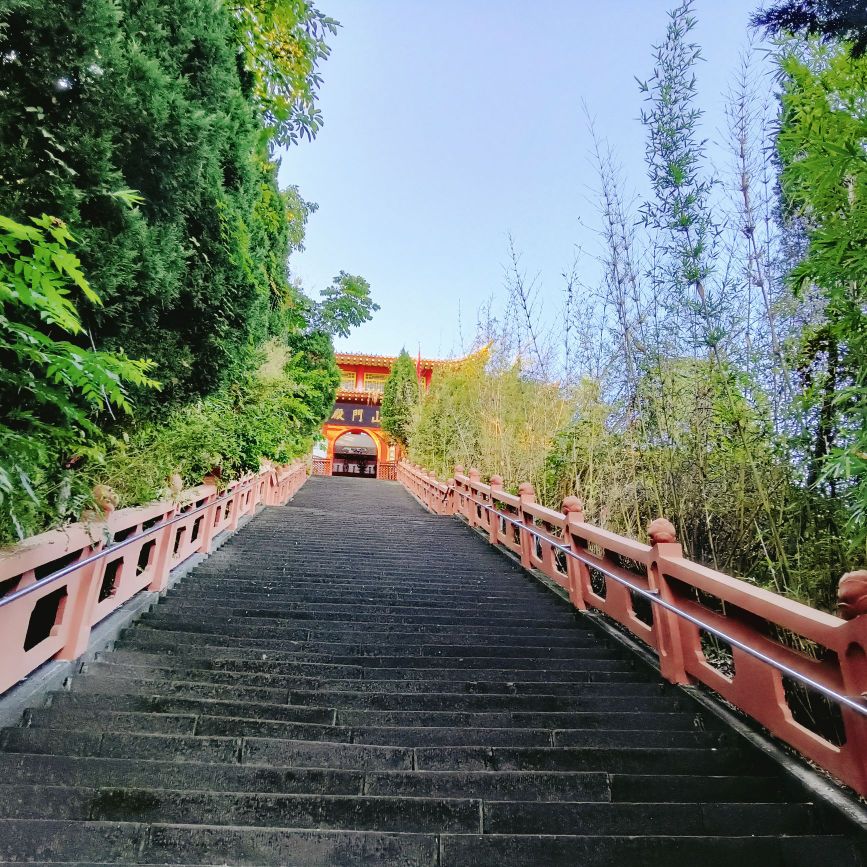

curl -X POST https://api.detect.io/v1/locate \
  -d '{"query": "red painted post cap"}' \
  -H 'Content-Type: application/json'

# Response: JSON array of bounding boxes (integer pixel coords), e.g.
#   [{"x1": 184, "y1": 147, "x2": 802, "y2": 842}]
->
[
  {"x1": 562, "y1": 495, "x2": 584, "y2": 517},
  {"x1": 838, "y1": 570, "x2": 867, "y2": 620},
  {"x1": 647, "y1": 517, "x2": 677, "y2": 544}
]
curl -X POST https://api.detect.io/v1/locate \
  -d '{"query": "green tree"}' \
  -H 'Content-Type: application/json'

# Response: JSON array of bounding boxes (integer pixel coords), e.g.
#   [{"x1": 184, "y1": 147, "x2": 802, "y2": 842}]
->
[
  {"x1": 0, "y1": 0, "x2": 332, "y2": 412},
  {"x1": 638, "y1": 0, "x2": 721, "y2": 353},
  {"x1": 0, "y1": 214, "x2": 157, "y2": 541},
  {"x1": 777, "y1": 43, "x2": 867, "y2": 543},
  {"x1": 312, "y1": 271, "x2": 380, "y2": 339},
  {"x1": 381, "y1": 350, "x2": 419, "y2": 446},
  {"x1": 752, "y1": 1, "x2": 867, "y2": 57},
  {"x1": 233, "y1": 0, "x2": 339, "y2": 149}
]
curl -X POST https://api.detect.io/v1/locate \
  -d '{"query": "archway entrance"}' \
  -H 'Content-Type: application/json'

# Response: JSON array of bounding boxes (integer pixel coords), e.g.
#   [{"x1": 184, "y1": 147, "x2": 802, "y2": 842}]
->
[{"x1": 332, "y1": 431, "x2": 378, "y2": 478}]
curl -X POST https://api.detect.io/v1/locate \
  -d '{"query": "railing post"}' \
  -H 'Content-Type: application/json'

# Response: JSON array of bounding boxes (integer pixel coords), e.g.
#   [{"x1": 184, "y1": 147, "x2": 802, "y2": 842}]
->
[
  {"x1": 453, "y1": 466, "x2": 465, "y2": 519},
  {"x1": 562, "y1": 496, "x2": 587, "y2": 612},
  {"x1": 468, "y1": 468, "x2": 482, "y2": 528},
  {"x1": 836, "y1": 572, "x2": 867, "y2": 793},
  {"x1": 56, "y1": 544, "x2": 106, "y2": 661},
  {"x1": 444, "y1": 478, "x2": 455, "y2": 516},
  {"x1": 518, "y1": 482, "x2": 535, "y2": 570},
  {"x1": 647, "y1": 518, "x2": 689, "y2": 685},
  {"x1": 148, "y1": 504, "x2": 180, "y2": 592},
  {"x1": 488, "y1": 475, "x2": 503, "y2": 544},
  {"x1": 198, "y1": 492, "x2": 219, "y2": 555}
]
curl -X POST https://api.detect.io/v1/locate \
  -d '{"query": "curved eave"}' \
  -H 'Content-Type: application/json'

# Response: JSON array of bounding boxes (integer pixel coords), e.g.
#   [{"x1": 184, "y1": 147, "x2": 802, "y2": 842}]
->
[
  {"x1": 334, "y1": 389, "x2": 382, "y2": 404},
  {"x1": 335, "y1": 344, "x2": 490, "y2": 371}
]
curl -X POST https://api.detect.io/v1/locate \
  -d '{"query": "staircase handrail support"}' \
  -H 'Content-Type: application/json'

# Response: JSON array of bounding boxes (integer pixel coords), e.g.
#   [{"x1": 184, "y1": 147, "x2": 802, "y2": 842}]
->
[
  {"x1": 397, "y1": 459, "x2": 867, "y2": 796},
  {"x1": 0, "y1": 461, "x2": 308, "y2": 696}
]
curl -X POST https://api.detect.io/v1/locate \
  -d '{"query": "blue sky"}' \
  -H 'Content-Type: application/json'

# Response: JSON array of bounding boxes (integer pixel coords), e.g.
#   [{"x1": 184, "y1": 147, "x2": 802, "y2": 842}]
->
[{"x1": 278, "y1": 0, "x2": 771, "y2": 358}]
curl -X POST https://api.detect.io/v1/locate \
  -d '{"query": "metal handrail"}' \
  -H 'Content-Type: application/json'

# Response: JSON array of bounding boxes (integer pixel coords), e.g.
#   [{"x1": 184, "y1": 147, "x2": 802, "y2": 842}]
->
[
  {"x1": 0, "y1": 475, "x2": 267, "y2": 610},
  {"x1": 459, "y1": 490, "x2": 867, "y2": 718}
]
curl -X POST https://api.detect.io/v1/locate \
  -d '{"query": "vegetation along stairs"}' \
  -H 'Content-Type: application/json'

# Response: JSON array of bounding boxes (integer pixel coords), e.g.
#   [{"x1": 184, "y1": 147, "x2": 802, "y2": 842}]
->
[{"x1": 0, "y1": 477, "x2": 864, "y2": 865}]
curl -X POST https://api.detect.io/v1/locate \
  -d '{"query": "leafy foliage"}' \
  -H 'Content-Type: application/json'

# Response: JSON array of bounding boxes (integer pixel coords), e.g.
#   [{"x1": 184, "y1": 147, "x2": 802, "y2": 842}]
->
[
  {"x1": 0, "y1": 0, "x2": 324, "y2": 412},
  {"x1": 312, "y1": 271, "x2": 380, "y2": 339},
  {"x1": 0, "y1": 214, "x2": 157, "y2": 542},
  {"x1": 380, "y1": 350, "x2": 419, "y2": 446},
  {"x1": 638, "y1": 0, "x2": 720, "y2": 352},
  {"x1": 752, "y1": 1, "x2": 867, "y2": 57},
  {"x1": 95, "y1": 343, "x2": 338, "y2": 507},
  {"x1": 233, "y1": 0, "x2": 339, "y2": 148},
  {"x1": 409, "y1": 353, "x2": 568, "y2": 502},
  {"x1": 0, "y1": 0, "x2": 369, "y2": 545},
  {"x1": 777, "y1": 43, "x2": 867, "y2": 545}
]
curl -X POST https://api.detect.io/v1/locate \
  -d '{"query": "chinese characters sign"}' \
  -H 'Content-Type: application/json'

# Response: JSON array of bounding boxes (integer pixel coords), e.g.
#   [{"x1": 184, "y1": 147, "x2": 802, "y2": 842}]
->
[{"x1": 328, "y1": 401, "x2": 381, "y2": 428}]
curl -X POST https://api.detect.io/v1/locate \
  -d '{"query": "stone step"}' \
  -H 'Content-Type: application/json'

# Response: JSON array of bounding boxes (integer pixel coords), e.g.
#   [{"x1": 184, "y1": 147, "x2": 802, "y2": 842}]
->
[
  {"x1": 0, "y1": 820, "x2": 439, "y2": 865},
  {"x1": 0, "y1": 786, "x2": 483, "y2": 833},
  {"x1": 480, "y1": 800, "x2": 820, "y2": 836},
  {"x1": 0, "y1": 755, "x2": 623, "y2": 801},
  {"x1": 34, "y1": 705, "x2": 712, "y2": 744},
  {"x1": 0, "y1": 753, "x2": 364, "y2": 795},
  {"x1": 336, "y1": 709, "x2": 703, "y2": 730},
  {"x1": 105, "y1": 649, "x2": 640, "y2": 677},
  {"x1": 136, "y1": 617, "x2": 603, "y2": 641},
  {"x1": 1, "y1": 728, "x2": 242, "y2": 764},
  {"x1": 437, "y1": 833, "x2": 862, "y2": 867},
  {"x1": 117, "y1": 636, "x2": 628, "y2": 666},
  {"x1": 1, "y1": 726, "x2": 738, "y2": 771},
  {"x1": 0, "y1": 785, "x2": 823, "y2": 837},
  {"x1": 82, "y1": 660, "x2": 661, "y2": 693},
  {"x1": 159, "y1": 596, "x2": 562, "y2": 616},
  {"x1": 45, "y1": 694, "x2": 339, "y2": 725},
  {"x1": 411, "y1": 744, "x2": 773, "y2": 774},
  {"x1": 166, "y1": 580, "x2": 552, "y2": 608},
  {"x1": 140, "y1": 609, "x2": 584, "y2": 628},
  {"x1": 160, "y1": 588, "x2": 566, "y2": 606},
  {"x1": 0, "y1": 820, "x2": 858, "y2": 867},
  {"x1": 348, "y1": 726, "x2": 722, "y2": 749},
  {"x1": 608, "y1": 773, "x2": 798, "y2": 803},
  {"x1": 131, "y1": 625, "x2": 607, "y2": 654},
  {"x1": 288, "y1": 688, "x2": 684, "y2": 713},
  {"x1": 71, "y1": 675, "x2": 292, "y2": 705},
  {"x1": 70, "y1": 676, "x2": 683, "y2": 712}
]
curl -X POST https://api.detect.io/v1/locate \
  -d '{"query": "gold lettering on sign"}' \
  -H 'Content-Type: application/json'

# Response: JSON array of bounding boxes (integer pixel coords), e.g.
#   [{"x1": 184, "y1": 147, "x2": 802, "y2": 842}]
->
[
  {"x1": 352, "y1": 408, "x2": 364, "y2": 422},
  {"x1": 372, "y1": 410, "x2": 381, "y2": 423},
  {"x1": 331, "y1": 408, "x2": 345, "y2": 420}
]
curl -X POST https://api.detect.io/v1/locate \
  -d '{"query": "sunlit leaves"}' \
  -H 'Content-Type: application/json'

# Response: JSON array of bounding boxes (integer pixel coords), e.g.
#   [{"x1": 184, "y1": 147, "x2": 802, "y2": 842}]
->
[
  {"x1": 0, "y1": 214, "x2": 158, "y2": 541},
  {"x1": 314, "y1": 271, "x2": 379, "y2": 339},
  {"x1": 777, "y1": 42, "x2": 867, "y2": 543},
  {"x1": 233, "y1": 0, "x2": 338, "y2": 149}
]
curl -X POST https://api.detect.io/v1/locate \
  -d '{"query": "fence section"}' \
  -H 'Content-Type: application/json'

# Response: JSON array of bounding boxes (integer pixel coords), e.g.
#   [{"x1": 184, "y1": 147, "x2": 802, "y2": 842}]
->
[
  {"x1": 397, "y1": 460, "x2": 867, "y2": 796},
  {"x1": 312, "y1": 457, "x2": 332, "y2": 476},
  {"x1": 0, "y1": 461, "x2": 307, "y2": 696},
  {"x1": 377, "y1": 461, "x2": 397, "y2": 481}
]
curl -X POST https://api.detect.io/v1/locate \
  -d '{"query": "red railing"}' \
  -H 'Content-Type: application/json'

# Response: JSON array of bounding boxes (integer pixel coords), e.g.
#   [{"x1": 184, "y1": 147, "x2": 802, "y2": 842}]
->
[
  {"x1": 397, "y1": 460, "x2": 867, "y2": 796},
  {"x1": 0, "y1": 461, "x2": 307, "y2": 696},
  {"x1": 377, "y1": 461, "x2": 397, "y2": 481},
  {"x1": 312, "y1": 457, "x2": 332, "y2": 476}
]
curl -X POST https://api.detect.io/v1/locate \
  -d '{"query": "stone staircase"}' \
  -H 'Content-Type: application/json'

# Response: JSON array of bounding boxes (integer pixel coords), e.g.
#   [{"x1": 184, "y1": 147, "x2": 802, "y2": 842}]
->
[{"x1": 0, "y1": 477, "x2": 862, "y2": 865}]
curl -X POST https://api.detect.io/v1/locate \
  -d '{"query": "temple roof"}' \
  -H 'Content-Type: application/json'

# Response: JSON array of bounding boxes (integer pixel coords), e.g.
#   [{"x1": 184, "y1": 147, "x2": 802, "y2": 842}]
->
[{"x1": 334, "y1": 345, "x2": 490, "y2": 370}]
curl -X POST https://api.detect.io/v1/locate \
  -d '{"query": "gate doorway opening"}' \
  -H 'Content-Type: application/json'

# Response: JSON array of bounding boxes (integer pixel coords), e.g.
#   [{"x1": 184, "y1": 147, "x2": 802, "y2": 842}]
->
[{"x1": 332, "y1": 431, "x2": 378, "y2": 478}]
